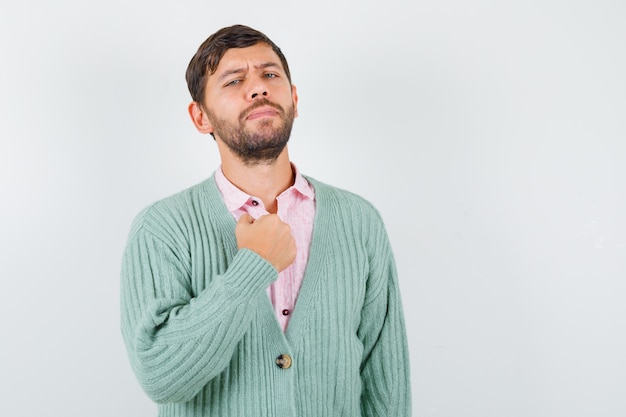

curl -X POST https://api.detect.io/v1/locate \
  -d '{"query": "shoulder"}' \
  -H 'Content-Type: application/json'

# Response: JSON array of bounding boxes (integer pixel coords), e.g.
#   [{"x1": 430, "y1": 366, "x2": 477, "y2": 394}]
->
[
  {"x1": 127, "y1": 176, "x2": 219, "y2": 240},
  {"x1": 305, "y1": 175, "x2": 384, "y2": 222}
]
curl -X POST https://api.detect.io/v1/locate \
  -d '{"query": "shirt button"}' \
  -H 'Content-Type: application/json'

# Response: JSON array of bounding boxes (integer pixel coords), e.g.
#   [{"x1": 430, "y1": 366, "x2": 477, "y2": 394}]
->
[
  {"x1": 282, "y1": 309, "x2": 290, "y2": 316},
  {"x1": 276, "y1": 354, "x2": 292, "y2": 369},
  {"x1": 251, "y1": 200, "x2": 259, "y2": 206}
]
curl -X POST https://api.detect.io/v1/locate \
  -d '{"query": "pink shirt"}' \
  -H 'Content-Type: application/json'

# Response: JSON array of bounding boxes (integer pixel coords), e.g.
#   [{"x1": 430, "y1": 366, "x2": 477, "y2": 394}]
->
[{"x1": 214, "y1": 165, "x2": 316, "y2": 332}]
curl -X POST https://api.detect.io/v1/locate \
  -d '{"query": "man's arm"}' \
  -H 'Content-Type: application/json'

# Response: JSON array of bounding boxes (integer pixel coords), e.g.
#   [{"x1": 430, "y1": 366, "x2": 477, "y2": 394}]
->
[
  {"x1": 120, "y1": 211, "x2": 294, "y2": 404},
  {"x1": 358, "y1": 217, "x2": 411, "y2": 417}
]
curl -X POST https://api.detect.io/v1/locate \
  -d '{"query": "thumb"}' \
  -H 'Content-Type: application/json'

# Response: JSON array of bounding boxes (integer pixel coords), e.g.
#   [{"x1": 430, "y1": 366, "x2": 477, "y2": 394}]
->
[{"x1": 238, "y1": 213, "x2": 255, "y2": 225}]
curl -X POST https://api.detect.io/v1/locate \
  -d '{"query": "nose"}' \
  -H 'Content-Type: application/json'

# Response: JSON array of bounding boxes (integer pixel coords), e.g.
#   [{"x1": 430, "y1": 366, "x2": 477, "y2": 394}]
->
[{"x1": 248, "y1": 77, "x2": 269, "y2": 100}]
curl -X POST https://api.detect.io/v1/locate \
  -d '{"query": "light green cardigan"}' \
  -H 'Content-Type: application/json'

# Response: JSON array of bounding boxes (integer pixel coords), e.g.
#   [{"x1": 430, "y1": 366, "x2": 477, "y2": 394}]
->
[{"x1": 120, "y1": 174, "x2": 411, "y2": 416}]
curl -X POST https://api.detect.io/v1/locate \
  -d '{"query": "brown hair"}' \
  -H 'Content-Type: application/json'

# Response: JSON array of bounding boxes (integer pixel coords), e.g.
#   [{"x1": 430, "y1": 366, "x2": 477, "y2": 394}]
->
[{"x1": 185, "y1": 24, "x2": 292, "y2": 104}]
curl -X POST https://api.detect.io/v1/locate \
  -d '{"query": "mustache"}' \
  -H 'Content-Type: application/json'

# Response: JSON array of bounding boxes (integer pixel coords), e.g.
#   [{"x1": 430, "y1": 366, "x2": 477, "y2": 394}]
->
[{"x1": 240, "y1": 99, "x2": 284, "y2": 120}]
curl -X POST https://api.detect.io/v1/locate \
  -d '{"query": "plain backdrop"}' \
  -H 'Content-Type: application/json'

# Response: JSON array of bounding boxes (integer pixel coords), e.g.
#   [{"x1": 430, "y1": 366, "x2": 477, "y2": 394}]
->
[{"x1": 1, "y1": 1, "x2": 625, "y2": 416}]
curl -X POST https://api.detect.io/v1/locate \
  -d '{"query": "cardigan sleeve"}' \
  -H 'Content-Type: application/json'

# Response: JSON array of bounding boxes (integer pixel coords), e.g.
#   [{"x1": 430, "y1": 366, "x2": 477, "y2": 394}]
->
[
  {"x1": 358, "y1": 217, "x2": 412, "y2": 417},
  {"x1": 120, "y1": 216, "x2": 277, "y2": 404}
]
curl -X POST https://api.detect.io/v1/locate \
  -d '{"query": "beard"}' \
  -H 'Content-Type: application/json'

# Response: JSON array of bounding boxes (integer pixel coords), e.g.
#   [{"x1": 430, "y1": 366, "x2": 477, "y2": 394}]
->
[{"x1": 207, "y1": 99, "x2": 295, "y2": 166}]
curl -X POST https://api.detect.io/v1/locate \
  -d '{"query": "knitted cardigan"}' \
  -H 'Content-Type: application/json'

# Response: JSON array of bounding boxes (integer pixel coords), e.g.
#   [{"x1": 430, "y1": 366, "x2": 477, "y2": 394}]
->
[{"x1": 120, "y1": 174, "x2": 411, "y2": 417}]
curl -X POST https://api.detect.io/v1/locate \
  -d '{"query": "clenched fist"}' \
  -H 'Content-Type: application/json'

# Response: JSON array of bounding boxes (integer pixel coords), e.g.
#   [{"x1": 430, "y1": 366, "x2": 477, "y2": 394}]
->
[{"x1": 235, "y1": 213, "x2": 296, "y2": 272}]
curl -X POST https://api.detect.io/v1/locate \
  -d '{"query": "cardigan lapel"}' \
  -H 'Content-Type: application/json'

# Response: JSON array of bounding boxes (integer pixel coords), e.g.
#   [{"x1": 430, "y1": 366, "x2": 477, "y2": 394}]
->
[
  {"x1": 284, "y1": 177, "x2": 331, "y2": 344},
  {"x1": 202, "y1": 175, "x2": 288, "y2": 341}
]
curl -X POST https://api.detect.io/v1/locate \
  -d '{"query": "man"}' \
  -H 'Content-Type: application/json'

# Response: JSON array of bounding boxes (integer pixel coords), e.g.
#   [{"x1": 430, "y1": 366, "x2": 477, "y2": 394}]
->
[{"x1": 120, "y1": 24, "x2": 411, "y2": 417}]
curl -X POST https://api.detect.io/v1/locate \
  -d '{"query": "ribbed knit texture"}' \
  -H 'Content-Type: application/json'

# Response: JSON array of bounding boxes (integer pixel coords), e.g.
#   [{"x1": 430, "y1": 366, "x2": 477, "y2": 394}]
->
[{"x1": 120, "y1": 175, "x2": 411, "y2": 417}]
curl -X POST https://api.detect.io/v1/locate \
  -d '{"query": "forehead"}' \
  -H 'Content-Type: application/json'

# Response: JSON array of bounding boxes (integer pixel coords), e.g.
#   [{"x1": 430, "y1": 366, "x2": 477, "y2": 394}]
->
[{"x1": 213, "y1": 43, "x2": 284, "y2": 75}]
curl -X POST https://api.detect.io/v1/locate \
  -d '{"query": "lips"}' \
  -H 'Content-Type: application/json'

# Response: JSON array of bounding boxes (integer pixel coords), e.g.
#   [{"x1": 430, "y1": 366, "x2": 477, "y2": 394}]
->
[
  {"x1": 246, "y1": 107, "x2": 279, "y2": 120},
  {"x1": 242, "y1": 100, "x2": 283, "y2": 121}
]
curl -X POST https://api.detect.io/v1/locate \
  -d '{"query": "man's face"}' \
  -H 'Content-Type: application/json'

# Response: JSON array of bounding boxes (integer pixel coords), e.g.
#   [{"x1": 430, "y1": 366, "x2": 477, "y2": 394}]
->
[{"x1": 201, "y1": 43, "x2": 298, "y2": 165}]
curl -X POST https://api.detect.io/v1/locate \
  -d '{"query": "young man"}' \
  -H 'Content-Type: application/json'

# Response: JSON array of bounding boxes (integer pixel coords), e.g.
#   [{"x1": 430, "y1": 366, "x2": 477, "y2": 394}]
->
[{"x1": 120, "y1": 24, "x2": 411, "y2": 417}]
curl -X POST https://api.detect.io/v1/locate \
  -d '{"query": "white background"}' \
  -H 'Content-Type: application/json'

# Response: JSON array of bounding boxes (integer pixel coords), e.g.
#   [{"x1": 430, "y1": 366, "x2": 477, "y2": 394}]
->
[{"x1": 1, "y1": 1, "x2": 625, "y2": 416}]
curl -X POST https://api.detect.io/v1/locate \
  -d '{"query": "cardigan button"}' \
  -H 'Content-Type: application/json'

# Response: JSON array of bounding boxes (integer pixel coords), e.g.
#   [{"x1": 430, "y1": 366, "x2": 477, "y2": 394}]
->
[{"x1": 276, "y1": 354, "x2": 292, "y2": 369}]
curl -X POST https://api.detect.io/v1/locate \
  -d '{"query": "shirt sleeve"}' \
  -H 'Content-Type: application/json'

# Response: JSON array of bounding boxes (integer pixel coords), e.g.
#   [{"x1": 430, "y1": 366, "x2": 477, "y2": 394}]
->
[
  {"x1": 120, "y1": 212, "x2": 277, "y2": 404},
  {"x1": 358, "y1": 217, "x2": 412, "y2": 417}
]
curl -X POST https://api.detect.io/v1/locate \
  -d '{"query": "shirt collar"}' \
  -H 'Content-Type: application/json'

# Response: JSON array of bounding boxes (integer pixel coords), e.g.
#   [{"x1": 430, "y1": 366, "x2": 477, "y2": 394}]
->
[
  {"x1": 214, "y1": 163, "x2": 314, "y2": 213},
  {"x1": 291, "y1": 164, "x2": 315, "y2": 200}
]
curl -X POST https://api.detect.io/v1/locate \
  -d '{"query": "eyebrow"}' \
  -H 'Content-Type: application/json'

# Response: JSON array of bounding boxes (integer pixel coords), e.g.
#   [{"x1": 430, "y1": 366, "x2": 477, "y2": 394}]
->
[{"x1": 216, "y1": 62, "x2": 282, "y2": 82}]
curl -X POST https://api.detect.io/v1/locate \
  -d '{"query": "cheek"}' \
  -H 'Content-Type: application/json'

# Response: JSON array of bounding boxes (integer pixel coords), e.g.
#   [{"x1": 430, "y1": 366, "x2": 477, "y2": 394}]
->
[{"x1": 208, "y1": 103, "x2": 239, "y2": 123}]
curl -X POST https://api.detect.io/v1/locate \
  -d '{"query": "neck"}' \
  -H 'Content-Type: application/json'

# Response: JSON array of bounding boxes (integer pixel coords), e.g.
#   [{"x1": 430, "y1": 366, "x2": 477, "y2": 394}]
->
[{"x1": 220, "y1": 148, "x2": 294, "y2": 214}]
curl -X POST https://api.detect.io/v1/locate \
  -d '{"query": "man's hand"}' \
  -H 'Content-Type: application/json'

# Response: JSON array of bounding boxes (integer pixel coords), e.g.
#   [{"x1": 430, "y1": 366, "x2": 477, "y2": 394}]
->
[{"x1": 235, "y1": 213, "x2": 296, "y2": 272}]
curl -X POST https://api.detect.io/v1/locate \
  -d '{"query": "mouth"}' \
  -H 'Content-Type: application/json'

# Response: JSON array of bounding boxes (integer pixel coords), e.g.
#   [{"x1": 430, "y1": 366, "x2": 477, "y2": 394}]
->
[{"x1": 245, "y1": 106, "x2": 280, "y2": 121}]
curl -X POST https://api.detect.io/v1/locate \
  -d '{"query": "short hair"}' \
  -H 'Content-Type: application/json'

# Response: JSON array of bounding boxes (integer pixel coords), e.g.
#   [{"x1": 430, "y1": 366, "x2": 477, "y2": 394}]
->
[{"x1": 185, "y1": 24, "x2": 292, "y2": 105}]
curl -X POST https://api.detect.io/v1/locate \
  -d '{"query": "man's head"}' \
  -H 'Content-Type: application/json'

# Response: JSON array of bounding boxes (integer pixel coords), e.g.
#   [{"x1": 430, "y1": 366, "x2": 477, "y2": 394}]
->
[
  {"x1": 186, "y1": 24, "x2": 292, "y2": 105},
  {"x1": 186, "y1": 25, "x2": 298, "y2": 166}
]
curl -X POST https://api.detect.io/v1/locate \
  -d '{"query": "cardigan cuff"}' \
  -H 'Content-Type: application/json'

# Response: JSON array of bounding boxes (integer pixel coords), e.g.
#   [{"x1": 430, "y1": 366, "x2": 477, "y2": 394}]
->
[{"x1": 221, "y1": 248, "x2": 278, "y2": 299}]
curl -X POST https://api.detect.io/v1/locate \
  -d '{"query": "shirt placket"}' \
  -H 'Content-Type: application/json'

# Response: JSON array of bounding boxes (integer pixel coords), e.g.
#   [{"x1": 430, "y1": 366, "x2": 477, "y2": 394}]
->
[{"x1": 276, "y1": 193, "x2": 295, "y2": 329}]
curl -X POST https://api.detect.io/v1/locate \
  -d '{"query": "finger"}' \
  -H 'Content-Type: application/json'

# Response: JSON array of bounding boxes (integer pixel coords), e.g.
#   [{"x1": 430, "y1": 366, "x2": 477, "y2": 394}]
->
[{"x1": 238, "y1": 213, "x2": 255, "y2": 225}]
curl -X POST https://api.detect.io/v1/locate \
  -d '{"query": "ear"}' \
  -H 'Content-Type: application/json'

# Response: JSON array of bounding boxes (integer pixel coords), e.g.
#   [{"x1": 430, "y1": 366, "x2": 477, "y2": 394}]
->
[
  {"x1": 188, "y1": 101, "x2": 214, "y2": 134},
  {"x1": 291, "y1": 84, "x2": 299, "y2": 118}
]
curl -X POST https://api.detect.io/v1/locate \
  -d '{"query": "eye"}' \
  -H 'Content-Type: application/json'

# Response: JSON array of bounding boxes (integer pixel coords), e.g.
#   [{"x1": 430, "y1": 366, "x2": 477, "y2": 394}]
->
[
  {"x1": 264, "y1": 73, "x2": 278, "y2": 79},
  {"x1": 224, "y1": 79, "x2": 241, "y2": 87}
]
